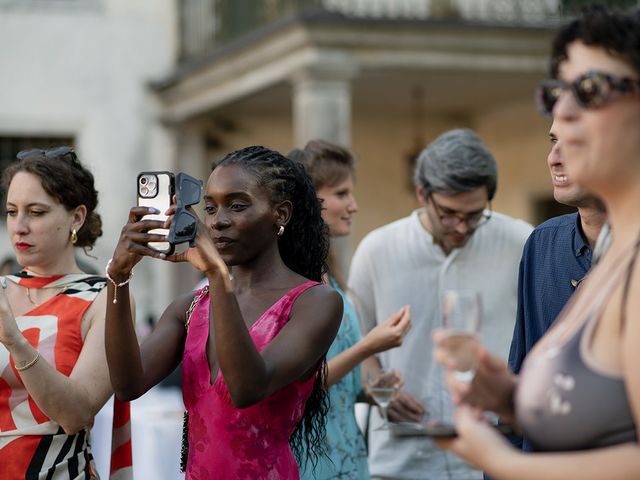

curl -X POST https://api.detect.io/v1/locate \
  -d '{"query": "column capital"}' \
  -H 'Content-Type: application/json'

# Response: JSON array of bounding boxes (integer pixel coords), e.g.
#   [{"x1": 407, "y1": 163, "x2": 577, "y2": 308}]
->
[{"x1": 290, "y1": 51, "x2": 359, "y2": 84}]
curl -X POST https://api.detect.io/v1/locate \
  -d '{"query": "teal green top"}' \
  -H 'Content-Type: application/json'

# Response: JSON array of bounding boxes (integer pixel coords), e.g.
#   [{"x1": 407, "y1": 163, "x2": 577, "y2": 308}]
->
[{"x1": 299, "y1": 278, "x2": 369, "y2": 479}]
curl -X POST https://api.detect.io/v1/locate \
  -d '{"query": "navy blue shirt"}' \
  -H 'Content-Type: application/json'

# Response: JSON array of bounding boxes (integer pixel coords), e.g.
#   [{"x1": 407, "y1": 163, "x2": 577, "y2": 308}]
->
[
  {"x1": 508, "y1": 212, "x2": 592, "y2": 373},
  {"x1": 507, "y1": 212, "x2": 592, "y2": 453}
]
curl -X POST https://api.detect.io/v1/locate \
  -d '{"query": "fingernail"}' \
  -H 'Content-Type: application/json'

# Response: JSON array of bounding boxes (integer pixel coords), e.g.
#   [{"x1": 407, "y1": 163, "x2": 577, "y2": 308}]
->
[
  {"x1": 150, "y1": 207, "x2": 160, "y2": 214},
  {"x1": 159, "y1": 253, "x2": 166, "y2": 259}
]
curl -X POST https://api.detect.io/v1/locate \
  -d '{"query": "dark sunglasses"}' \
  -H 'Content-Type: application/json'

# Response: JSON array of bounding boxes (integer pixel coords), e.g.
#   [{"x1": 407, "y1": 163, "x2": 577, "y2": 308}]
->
[
  {"x1": 168, "y1": 172, "x2": 203, "y2": 247},
  {"x1": 535, "y1": 70, "x2": 640, "y2": 116},
  {"x1": 16, "y1": 146, "x2": 76, "y2": 160}
]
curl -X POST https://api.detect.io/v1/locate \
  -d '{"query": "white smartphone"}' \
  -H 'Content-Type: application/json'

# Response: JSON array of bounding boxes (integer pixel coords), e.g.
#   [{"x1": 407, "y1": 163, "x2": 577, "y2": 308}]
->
[{"x1": 136, "y1": 171, "x2": 175, "y2": 255}]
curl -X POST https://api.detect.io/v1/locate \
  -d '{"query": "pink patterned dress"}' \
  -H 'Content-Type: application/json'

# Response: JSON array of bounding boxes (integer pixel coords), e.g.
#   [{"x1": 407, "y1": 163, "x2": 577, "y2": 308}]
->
[{"x1": 182, "y1": 281, "x2": 320, "y2": 480}]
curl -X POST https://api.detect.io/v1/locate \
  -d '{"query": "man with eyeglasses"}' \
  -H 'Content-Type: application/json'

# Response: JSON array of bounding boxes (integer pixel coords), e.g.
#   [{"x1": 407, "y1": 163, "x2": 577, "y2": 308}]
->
[{"x1": 349, "y1": 128, "x2": 532, "y2": 480}]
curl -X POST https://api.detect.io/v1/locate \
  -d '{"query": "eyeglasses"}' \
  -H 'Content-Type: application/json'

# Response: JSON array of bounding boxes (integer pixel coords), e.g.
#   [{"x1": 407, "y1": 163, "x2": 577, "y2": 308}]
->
[
  {"x1": 16, "y1": 146, "x2": 76, "y2": 160},
  {"x1": 535, "y1": 70, "x2": 640, "y2": 116},
  {"x1": 168, "y1": 172, "x2": 203, "y2": 247},
  {"x1": 429, "y1": 194, "x2": 491, "y2": 229}
]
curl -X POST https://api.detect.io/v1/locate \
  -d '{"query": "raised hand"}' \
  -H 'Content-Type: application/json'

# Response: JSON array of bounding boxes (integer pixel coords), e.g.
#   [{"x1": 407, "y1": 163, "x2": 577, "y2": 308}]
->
[
  {"x1": 0, "y1": 281, "x2": 22, "y2": 347},
  {"x1": 361, "y1": 305, "x2": 411, "y2": 354},
  {"x1": 108, "y1": 206, "x2": 170, "y2": 279},
  {"x1": 163, "y1": 206, "x2": 232, "y2": 290}
]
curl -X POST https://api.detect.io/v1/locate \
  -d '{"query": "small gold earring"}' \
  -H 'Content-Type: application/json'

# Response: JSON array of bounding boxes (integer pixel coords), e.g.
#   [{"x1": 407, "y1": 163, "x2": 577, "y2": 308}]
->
[
  {"x1": 277, "y1": 225, "x2": 285, "y2": 237},
  {"x1": 70, "y1": 229, "x2": 78, "y2": 245}
]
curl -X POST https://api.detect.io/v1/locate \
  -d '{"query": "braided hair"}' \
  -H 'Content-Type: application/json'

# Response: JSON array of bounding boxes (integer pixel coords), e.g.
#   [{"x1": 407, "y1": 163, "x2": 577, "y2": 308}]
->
[{"x1": 214, "y1": 145, "x2": 330, "y2": 467}]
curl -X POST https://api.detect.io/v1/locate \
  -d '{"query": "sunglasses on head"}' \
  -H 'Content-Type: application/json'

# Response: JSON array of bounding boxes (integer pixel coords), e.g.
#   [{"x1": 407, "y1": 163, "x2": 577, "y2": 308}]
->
[
  {"x1": 16, "y1": 146, "x2": 76, "y2": 161},
  {"x1": 168, "y1": 172, "x2": 203, "y2": 247},
  {"x1": 535, "y1": 70, "x2": 640, "y2": 117}
]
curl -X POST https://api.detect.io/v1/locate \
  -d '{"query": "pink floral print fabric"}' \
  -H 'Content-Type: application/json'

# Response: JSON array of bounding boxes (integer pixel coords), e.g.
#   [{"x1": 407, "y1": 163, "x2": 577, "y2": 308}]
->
[{"x1": 182, "y1": 281, "x2": 319, "y2": 479}]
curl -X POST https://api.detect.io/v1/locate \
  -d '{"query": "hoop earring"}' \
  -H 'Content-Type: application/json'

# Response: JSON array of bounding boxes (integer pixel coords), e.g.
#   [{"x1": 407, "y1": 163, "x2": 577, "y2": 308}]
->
[
  {"x1": 277, "y1": 225, "x2": 285, "y2": 237},
  {"x1": 70, "y1": 229, "x2": 78, "y2": 245}
]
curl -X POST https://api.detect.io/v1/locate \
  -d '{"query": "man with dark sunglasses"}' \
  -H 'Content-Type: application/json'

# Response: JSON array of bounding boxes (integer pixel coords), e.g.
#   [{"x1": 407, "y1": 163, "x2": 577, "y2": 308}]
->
[{"x1": 349, "y1": 128, "x2": 532, "y2": 480}]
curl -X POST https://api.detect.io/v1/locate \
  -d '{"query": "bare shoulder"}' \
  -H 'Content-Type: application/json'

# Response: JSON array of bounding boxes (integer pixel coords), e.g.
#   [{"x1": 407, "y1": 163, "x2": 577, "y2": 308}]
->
[
  {"x1": 291, "y1": 282, "x2": 343, "y2": 324},
  {"x1": 83, "y1": 288, "x2": 108, "y2": 330},
  {"x1": 300, "y1": 282, "x2": 341, "y2": 303}
]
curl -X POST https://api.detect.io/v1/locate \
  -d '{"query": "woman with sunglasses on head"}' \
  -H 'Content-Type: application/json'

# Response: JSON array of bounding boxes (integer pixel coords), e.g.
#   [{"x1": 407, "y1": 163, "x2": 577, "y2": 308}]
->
[
  {"x1": 0, "y1": 148, "x2": 129, "y2": 479},
  {"x1": 433, "y1": 6, "x2": 640, "y2": 479},
  {"x1": 105, "y1": 146, "x2": 342, "y2": 479},
  {"x1": 289, "y1": 140, "x2": 411, "y2": 479}
]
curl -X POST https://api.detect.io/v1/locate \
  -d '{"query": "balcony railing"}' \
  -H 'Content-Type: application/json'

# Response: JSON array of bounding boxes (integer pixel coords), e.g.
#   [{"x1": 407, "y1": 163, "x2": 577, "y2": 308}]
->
[{"x1": 179, "y1": 0, "x2": 639, "y2": 62}]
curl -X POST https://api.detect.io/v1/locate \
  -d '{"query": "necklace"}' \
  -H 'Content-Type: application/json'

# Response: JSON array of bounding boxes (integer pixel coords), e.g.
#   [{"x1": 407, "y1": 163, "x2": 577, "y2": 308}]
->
[
  {"x1": 25, "y1": 285, "x2": 67, "y2": 306},
  {"x1": 26, "y1": 288, "x2": 38, "y2": 306},
  {"x1": 9, "y1": 270, "x2": 73, "y2": 307}
]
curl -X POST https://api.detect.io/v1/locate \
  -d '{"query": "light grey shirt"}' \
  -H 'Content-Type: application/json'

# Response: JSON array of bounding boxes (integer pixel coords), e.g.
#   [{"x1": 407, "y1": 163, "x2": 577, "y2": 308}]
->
[{"x1": 348, "y1": 210, "x2": 532, "y2": 480}]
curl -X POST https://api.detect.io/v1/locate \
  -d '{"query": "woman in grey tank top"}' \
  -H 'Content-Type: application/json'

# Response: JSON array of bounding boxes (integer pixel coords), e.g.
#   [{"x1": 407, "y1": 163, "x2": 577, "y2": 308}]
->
[{"x1": 432, "y1": 6, "x2": 640, "y2": 479}]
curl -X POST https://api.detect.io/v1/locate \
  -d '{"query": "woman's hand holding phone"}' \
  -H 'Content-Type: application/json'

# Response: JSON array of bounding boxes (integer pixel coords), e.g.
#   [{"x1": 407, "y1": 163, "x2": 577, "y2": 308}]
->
[
  {"x1": 115, "y1": 170, "x2": 232, "y2": 288},
  {"x1": 108, "y1": 172, "x2": 179, "y2": 280},
  {"x1": 109, "y1": 206, "x2": 172, "y2": 281}
]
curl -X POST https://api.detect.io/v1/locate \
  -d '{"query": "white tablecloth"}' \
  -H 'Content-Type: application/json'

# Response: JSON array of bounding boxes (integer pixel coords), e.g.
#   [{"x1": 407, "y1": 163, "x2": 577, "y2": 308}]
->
[{"x1": 91, "y1": 386, "x2": 185, "y2": 480}]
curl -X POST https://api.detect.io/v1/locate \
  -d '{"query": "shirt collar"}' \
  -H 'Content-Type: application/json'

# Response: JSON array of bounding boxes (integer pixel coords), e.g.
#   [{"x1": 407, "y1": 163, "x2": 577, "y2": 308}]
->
[{"x1": 573, "y1": 213, "x2": 591, "y2": 258}]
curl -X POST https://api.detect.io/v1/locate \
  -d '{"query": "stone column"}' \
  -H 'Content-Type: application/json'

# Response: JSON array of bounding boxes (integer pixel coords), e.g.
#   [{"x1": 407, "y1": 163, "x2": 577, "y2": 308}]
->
[
  {"x1": 291, "y1": 57, "x2": 358, "y2": 274},
  {"x1": 291, "y1": 59, "x2": 357, "y2": 148}
]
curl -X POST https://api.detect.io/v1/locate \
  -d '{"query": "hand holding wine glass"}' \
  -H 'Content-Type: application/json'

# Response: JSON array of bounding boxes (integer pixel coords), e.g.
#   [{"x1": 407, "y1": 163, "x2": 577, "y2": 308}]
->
[
  {"x1": 367, "y1": 369, "x2": 402, "y2": 430},
  {"x1": 440, "y1": 290, "x2": 482, "y2": 382}
]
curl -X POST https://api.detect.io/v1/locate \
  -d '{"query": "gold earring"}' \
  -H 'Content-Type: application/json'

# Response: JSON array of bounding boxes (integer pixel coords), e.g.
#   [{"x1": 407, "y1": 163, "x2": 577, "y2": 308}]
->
[
  {"x1": 70, "y1": 229, "x2": 78, "y2": 245},
  {"x1": 277, "y1": 225, "x2": 285, "y2": 237}
]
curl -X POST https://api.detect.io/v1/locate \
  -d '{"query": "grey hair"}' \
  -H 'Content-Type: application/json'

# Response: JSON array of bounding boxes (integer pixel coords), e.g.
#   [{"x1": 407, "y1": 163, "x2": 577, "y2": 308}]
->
[{"x1": 413, "y1": 128, "x2": 498, "y2": 201}]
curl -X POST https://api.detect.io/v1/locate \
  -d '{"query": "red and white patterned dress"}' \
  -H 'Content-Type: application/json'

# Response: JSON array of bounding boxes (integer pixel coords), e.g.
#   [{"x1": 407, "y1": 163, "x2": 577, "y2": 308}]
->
[{"x1": 0, "y1": 272, "x2": 132, "y2": 480}]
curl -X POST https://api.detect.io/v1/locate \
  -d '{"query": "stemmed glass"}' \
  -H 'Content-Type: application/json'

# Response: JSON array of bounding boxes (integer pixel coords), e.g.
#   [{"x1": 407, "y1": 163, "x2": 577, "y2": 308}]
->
[
  {"x1": 367, "y1": 370, "x2": 400, "y2": 430},
  {"x1": 440, "y1": 289, "x2": 482, "y2": 382}
]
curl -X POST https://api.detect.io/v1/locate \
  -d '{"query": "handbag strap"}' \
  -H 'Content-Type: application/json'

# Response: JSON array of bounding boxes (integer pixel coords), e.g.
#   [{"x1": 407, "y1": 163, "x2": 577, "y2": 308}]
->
[{"x1": 184, "y1": 286, "x2": 209, "y2": 330}]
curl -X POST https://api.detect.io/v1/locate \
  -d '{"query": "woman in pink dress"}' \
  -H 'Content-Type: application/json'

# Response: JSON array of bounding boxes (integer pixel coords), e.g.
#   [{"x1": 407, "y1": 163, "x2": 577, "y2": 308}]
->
[{"x1": 104, "y1": 146, "x2": 342, "y2": 479}]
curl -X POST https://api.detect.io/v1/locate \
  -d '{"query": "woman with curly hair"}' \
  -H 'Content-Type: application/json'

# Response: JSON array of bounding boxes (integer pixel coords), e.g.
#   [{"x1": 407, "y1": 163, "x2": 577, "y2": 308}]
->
[
  {"x1": 104, "y1": 145, "x2": 342, "y2": 479},
  {"x1": 0, "y1": 147, "x2": 131, "y2": 479}
]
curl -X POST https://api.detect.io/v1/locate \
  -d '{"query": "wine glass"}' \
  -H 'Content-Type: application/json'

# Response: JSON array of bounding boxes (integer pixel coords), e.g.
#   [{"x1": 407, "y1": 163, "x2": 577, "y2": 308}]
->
[
  {"x1": 440, "y1": 289, "x2": 482, "y2": 382},
  {"x1": 367, "y1": 370, "x2": 400, "y2": 430}
]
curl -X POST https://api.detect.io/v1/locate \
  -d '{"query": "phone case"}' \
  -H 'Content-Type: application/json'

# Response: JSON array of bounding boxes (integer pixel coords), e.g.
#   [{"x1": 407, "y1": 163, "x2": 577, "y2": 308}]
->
[{"x1": 136, "y1": 171, "x2": 175, "y2": 255}]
